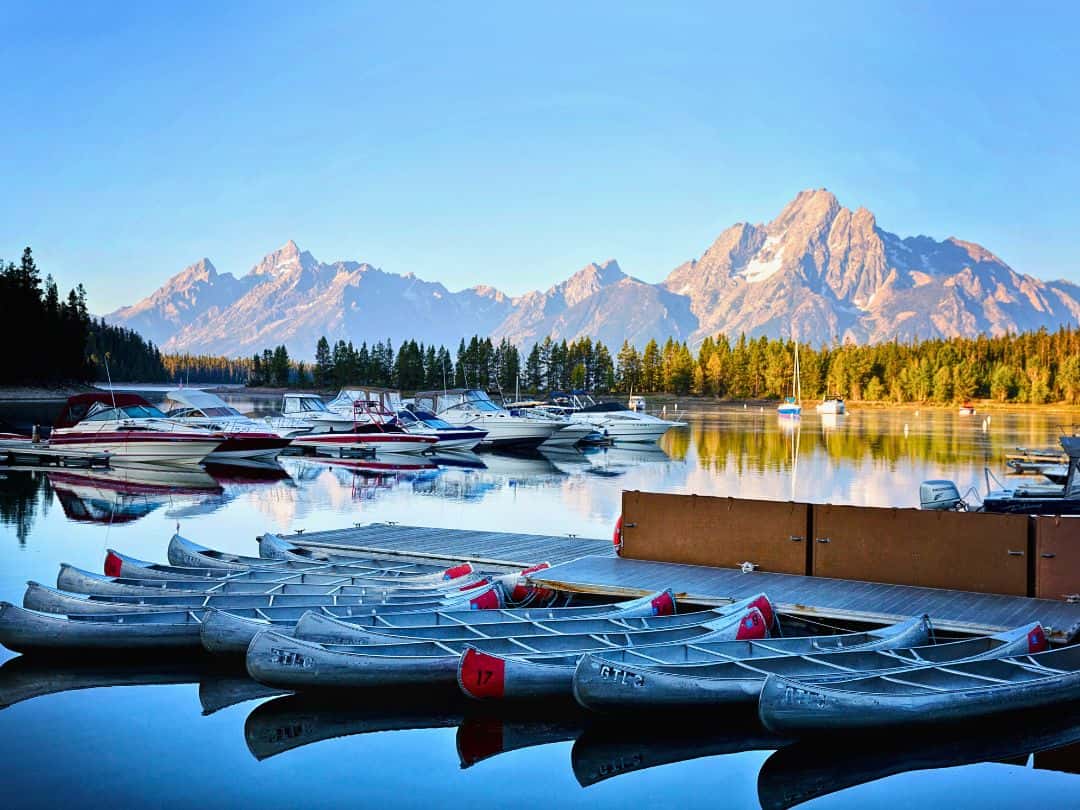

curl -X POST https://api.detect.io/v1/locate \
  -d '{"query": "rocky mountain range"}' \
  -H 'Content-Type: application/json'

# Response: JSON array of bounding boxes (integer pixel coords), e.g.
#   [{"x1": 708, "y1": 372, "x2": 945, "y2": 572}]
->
[{"x1": 108, "y1": 190, "x2": 1080, "y2": 357}]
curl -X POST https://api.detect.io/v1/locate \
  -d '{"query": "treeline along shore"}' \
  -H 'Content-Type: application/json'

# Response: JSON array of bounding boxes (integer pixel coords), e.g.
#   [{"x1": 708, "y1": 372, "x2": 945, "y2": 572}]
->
[{"x1": 4, "y1": 245, "x2": 1080, "y2": 406}]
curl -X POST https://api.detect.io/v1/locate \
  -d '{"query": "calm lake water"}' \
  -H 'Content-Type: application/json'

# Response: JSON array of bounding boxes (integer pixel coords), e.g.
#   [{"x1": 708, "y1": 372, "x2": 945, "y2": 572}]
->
[{"x1": 1, "y1": 399, "x2": 1078, "y2": 808}]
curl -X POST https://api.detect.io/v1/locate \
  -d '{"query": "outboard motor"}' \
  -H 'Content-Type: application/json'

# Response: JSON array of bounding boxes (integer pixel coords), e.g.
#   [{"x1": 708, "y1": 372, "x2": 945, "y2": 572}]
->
[{"x1": 920, "y1": 480, "x2": 965, "y2": 510}]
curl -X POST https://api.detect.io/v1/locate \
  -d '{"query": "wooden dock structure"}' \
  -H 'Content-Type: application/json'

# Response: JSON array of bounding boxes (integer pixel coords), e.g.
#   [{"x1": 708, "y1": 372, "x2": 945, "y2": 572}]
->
[
  {"x1": 292, "y1": 522, "x2": 1080, "y2": 643},
  {"x1": 0, "y1": 441, "x2": 110, "y2": 469}
]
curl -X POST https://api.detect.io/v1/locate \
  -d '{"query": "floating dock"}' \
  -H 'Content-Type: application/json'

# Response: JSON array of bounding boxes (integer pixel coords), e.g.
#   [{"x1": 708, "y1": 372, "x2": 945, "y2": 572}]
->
[
  {"x1": 292, "y1": 522, "x2": 1080, "y2": 643},
  {"x1": 0, "y1": 441, "x2": 110, "y2": 469}
]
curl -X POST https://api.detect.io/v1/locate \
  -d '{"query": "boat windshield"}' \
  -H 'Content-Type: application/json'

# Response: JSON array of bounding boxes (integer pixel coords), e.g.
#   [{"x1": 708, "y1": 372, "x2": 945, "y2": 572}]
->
[
  {"x1": 84, "y1": 403, "x2": 168, "y2": 421},
  {"x1": 284, "y1": 397, "x2": 330, "y2": 414},
  {"x1": 413, "y1": 410, "x2": 455, "y2": 428}
]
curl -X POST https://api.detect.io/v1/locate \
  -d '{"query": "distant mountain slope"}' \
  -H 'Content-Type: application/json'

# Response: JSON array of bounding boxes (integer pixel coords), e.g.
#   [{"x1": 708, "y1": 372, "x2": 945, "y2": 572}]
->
[{"x1": 108, "y1": 193, "x2": 1080, "y2": 357}]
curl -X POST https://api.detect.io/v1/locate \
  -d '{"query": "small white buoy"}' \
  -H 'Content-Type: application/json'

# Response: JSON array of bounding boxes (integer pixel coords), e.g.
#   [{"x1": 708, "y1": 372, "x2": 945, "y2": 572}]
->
[
  {"x1": 914, "y1": 410, "x2": 920, "y2": 417},
  {"x1": 904, "y1": 423, "x2": 909, "y2": 437},
  {"x1": 982, "y1": 418, "x2": 988, "y2": 432},
  {"x1": 743, "y1": 403, "x2": 748, "y2": 410}
]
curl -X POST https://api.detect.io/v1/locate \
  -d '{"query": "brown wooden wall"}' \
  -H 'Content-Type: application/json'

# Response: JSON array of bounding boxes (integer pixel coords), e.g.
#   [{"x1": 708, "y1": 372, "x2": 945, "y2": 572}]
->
[
  {"x1": 1034, "y1": 516, "x2": 1080, "y2": 600},
  {"x1": 619, "y1": 491, "x2": 1056, "y2": 597},
  {"x1": 811, "y1": 504, "x2": 1030, "y2": 595},
  {"x1": 620, "y1": 491, "x2": 809, "y2": 574}
]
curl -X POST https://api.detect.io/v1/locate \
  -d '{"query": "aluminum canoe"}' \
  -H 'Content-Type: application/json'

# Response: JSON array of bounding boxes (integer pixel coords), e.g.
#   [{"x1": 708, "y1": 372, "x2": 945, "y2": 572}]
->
[
  {"x1": 245, "y1": 607, "x2": 768, "y2": 690},
  {"x1": 571, "y1": 621, "x2": 1044, "y2": 712},
  {"x1": 293, "y1": 593, "x2": 768, "y2": 645},
  {"x1": 116, "y1": 544, "x2": 460, "y2": 582},
  {"x1": 55, "y1": 565, "x2": 490, "y2": 600},
  {"x1": 757, "y1": 636, "x2": 1079, "y2": 733},
  {"x1": 0, "y1": 602, "x2": 211, "y2": 652},
  {"x1": 200, "y1": 590, "x2": 674, "y2": 655},
  {"x1": 461, "y1": 615, "x2": 931, "y2": 703},
  {"x1": 170, "y1": 533, "x2": 471, "y2": 580},
  {"x1": 27, "y1": 580, "x2": 502, "y2": 615}
]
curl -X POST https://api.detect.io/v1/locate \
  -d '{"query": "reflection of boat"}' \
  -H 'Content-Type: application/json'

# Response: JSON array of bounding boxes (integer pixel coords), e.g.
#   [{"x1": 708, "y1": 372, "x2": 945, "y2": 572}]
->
[
  {"x1": 573, "y1": 713, "x2": 787, "y2": 787},
  {"x1": 474, "y1": 449, "x2": 564, "y2": 480},
  {"x1": 244, "y1": 691, "x2": 467, "y2": 760},
  {"x1": 456, "y1": 711, "x2": 588, "y2": 768},
  {"x1": 47, "y1": 466, "x2": 222, "y2": 524},
  {"x1": 757, "y1": 707, "x2": 1080, "y2": 810},
  {"x1": 49, "y1": 393, "x2": 223, "y2": 465},
  {"x1": 0, "y1": 654, "x2": 281, "y2": 714},
  {"x1": 203, "y1": 459, "x2": 292, "y2": 485}
]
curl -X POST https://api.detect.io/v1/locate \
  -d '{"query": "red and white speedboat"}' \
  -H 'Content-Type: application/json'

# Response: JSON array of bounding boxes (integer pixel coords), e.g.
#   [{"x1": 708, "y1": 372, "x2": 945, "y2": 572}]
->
[
  {"x1": 162, "y1": 389, "x2": 292, "y2": 460},
  {"x1": 49, "y1": 394, "x2": 224, "y2": 465}
]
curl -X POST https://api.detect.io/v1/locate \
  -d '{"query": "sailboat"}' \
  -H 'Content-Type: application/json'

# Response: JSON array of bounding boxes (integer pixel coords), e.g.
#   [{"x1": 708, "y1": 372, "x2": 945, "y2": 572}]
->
[{"x1": 778, "y1": 341, "x2": 802, "y2": 418}]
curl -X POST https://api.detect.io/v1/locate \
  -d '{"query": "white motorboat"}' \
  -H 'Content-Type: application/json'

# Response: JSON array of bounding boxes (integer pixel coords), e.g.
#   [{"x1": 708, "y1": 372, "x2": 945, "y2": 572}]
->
[
  {"x1": 327, "y1": 388, "x2": 488, "y2": 452},
  {"x1": 413, "y1": 389, "x2": 559, "y2": 449},
  {"x1": 267, "y1": 393, "x2": 356, "y2": 434},
  {"x1": 555, "y1": 394, "x2": 685, "y2": 443},
  {"x1": 504, "y1": 400, "x2": 601, "y2": 447},
  {"x1": 816, "y1": 397, "x2": 845, "y2": 415},
  {"x1": 161, "y1": 389, "x2": 292, "y2": 460},
  {"x1": 48, "y1": 394, "x2": 223, "y2": 465}
]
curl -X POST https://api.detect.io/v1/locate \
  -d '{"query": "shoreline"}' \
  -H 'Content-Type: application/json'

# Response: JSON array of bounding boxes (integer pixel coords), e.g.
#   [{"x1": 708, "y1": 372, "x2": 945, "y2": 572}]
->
[{"x1": 2, "y1": 383, "x2": 1079, "y2": 413}]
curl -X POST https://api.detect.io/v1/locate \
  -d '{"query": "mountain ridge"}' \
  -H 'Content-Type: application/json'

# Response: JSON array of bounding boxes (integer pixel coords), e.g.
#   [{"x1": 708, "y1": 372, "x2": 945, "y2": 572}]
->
[{"x1": 107, "y1": 190, "x2": 1080, "y2": 357}]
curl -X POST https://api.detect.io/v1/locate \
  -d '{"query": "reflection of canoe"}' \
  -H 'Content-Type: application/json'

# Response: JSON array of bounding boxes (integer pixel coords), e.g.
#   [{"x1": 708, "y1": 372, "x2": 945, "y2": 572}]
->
[
  {"x1": 572, "y1": 622, "x2": 1040, "y2": 712},
  {"x1": 758, "y1": 641, "x2": 1080, "y2": 733},
  {"x1": 200, "y1": 590, "x2": 669, "y2": 655},
  {"x1": 572, "y1": 713, "x2": 788, "y2": 787},
  {"x1": 470, "y1": 615, "x2": 927, "y2": 703},
  {"x1": 0, "y1": 654, "x2": 281, "y2": 713},
  {"x1": 243, "y1": 690, "x2": 467, "y2": 760},
  {"x1": 456, "y1": 711, "x2": 588, "y2": 768},
  {"x1": 246, "y1": 608, "x2": 766, "y2": 690},
  {"x1": 757, "y1": 706, "x2": 1080, "y2": 810}
]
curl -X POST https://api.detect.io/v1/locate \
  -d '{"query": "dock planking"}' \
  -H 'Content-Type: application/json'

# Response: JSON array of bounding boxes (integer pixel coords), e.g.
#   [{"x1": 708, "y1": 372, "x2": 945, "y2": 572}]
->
[
  {"x1": 531, "y1": 554, "x2": 1080, "y2": 644},
  {"x1": 289, "y1": 522, "x2": 611, "y2": 570},
  {"x1": 292, "y1": 523, "x2": 1080, "y2": 643}
]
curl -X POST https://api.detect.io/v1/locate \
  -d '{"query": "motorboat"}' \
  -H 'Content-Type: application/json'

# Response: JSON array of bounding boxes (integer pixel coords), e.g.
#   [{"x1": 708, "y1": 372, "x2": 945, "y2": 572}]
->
[
  {"x1": 47, "y1": 394, "x2": 223, "y2": 465},
  {"x1": 328, "y1": 388, "x2": 487, "y2": 451},
  {"x1": 161, "y1": 389, "x2": 292, "y2": 460},
  {"x1": 959, "y1": 401, "x2": 977, "y2": 416},
  {"x1": 267, "y1": 393, "x2": 356, "y2": 434},
  {"x1": 816, "y1": 397, "x2": 845, "y2": 415},
  {"x1": 397, "y1": 407, "x2": 487, "y2": 450},
  {"x1": 554, "y1": 393, "x2": 685, "y2": 443},
  {"x1": 503, "y1": 400, "x2": 602, "y2": 447},
  {"x1": 920, "y1": 432, "x2": 1080, "y2": 514},
  {"x1": 413, "y1": 389, "x2": 558, "y2": 449}
]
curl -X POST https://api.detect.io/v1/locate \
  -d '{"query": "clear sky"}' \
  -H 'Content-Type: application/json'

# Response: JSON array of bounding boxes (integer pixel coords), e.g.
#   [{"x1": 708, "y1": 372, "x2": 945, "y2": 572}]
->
[{"x1": 2, "y1": 2, "x2": 1077, "y2": 313}]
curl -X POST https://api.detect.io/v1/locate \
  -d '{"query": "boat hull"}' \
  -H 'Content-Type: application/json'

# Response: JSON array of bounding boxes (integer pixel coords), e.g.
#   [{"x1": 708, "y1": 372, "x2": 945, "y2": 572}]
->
[{"x1": 46, "y1": 433, "x2": 222, "y2": 465}]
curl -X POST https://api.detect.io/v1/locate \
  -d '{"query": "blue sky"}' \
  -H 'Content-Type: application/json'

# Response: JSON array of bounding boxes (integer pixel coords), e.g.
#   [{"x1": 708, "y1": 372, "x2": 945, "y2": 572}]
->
[{"x1": 1, "y1": 2, "x2": 1077, "y2": 312}]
